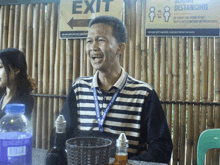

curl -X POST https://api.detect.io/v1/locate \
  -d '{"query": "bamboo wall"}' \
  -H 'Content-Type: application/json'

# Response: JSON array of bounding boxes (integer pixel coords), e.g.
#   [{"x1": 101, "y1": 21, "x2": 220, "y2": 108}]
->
[{"x1": 0, "y1": 1, "x2": 220, "y2": 165}]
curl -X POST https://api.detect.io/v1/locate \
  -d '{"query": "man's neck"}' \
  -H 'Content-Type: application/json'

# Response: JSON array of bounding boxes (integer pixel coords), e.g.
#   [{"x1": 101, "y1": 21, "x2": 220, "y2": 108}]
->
[{"x1": 98, "y1": 67, "x2": 122, "y2": 92}]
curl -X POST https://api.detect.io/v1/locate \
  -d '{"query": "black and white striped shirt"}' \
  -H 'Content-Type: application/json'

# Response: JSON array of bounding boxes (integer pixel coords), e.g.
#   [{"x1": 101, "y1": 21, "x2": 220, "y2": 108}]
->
[{"x1": 61, "y1": 68, "x2": 173, "y2": 162}]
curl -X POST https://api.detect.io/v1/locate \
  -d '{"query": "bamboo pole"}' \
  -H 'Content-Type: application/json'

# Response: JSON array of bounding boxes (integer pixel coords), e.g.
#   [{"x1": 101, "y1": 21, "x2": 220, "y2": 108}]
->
[
  {"x1": 215, "y1": 37, "x2": 220, "y2": 117},
  {"x1": 37, "y1": 3, "x2": 45, "y2": 92},
  {"x1": 166, "y1": 37, "x2": 172, "y2": 135},
  {"x1": 54, "y1": 16, "x2": 60, "y2": 122},
  {"x1": 135, "y1": 0, "x2": 141, "y2": 80},
  {"x1": 59, "y1": 39, "x2": 66, "y2": 112},
  {"x1": 193, "y1": 37, "x2": 200, "y2": 165},
  {"x1": 8, "y1": 5, "x2": 15, "y2": 48},
  {"x1": 36, "y1": 3, "x2": 45, "y2": 148},
  {"x1": 161, "y1": 37, "x2": 166, "y2": 114},
  {"x1": 166, "y1": 37, "x2": 172, "y2": 165},
  {"x1": 32, "y1": 3, "x2": 40, "y2": 94},
  {"x1": 32, "y1": 3, "x2": 40, "y2": 148},
  {"x1": 155, "y1": 37, "x2": 160, "y2": 95},
  {"x1": 172, "y1": 37, "x2": 179, "y2": 165},
  {"x1": 128, "y1": 0, "x2": 136, "y2": 77},
  {"x1": 66, "y1": 39, "x2": 73, "y2": 93},
  {"x1": 179, "y1": 37, "x2": 186, "y2": 165},
  {"x1": 32, "y1": 97, "x2": 37, "y2": 148},
  {"x1": 186, "y1": 37, "x2": 194, "y2": 165},
  {"x1": 200, "y1": 37, "x2": 208, "y2": 134},
  {"x1": 80, "y1": 39, "x2": 86, "y2": 77},
  {"x1": 48, "y1": 2, "x2": 58, "y2": 149},
  {"x1": 83, "y1": 40, "x2": 87, "y2": 76},
  {"x1": 42, "y1": 3, "x2": 52, "y2": 149},
  {"x1": 86, "y1": 48, "x2": 93, "y2": 76},
  {"x1": 206, "y1": 37, "x2": 214, "y2": 165},
  {"x1": 19, "y1": 4, "x2": 27, "y2": 53},
  {"x1": 26, "y1": 4, "x2": 33, "y2": 76},
  {"x1": 85, "y1": 25, "x2": 93, "y2": 76},
  {"x1": 0, "y1": 6, "x2": 4, "y2": 50},
  {"x1": 213, "y1": 37, "x2": 220, "y2": 165},
  {"x1": 26, "y1": 4, "x2": 34, "y2": 142},
  {"x1": 13, "y1": 5, "x2": 20, "y2": 49},
  {"x1": 73, "y1": 39, "x2": 80, "y2": 81},
  {"x1": 148, "y1": 37, "x2": 154, "y2": 86},
  {"x1": 123, "y1": 0, "x2": 130, "y2": 73},
  {"x1": 141, "y1": 0, "x2": 147, "y2": 83},
  {"x1": 120, "y1": 5, "x2": 124, "y2": 68},
  {"x1": 2, "y1": 5, "x2": 9, "y2": 49}
]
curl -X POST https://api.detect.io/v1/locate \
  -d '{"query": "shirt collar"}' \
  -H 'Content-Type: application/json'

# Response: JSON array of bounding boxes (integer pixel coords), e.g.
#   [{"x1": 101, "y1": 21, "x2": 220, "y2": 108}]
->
[{"x1": 92, "y1": 67, "x2": 127, "y2": 90}]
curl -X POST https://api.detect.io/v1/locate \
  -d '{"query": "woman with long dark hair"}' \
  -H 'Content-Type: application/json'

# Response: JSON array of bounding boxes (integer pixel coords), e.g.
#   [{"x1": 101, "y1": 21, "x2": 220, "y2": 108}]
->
[{"x1": 0, "y1": 48, "x2": 37, "y2": 120}]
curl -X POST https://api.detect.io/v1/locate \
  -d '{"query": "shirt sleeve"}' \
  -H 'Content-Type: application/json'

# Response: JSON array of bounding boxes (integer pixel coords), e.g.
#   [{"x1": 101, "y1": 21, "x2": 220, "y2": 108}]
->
[
  {"x1": 49, "y1": 86, "x2": 78, "y2": 148},
  {"x1": 130, "y1": 89, "x2": 173, "y2": 163},
  {"x1": 60, "y1": 87, "x2": 78, "y2": 129}
]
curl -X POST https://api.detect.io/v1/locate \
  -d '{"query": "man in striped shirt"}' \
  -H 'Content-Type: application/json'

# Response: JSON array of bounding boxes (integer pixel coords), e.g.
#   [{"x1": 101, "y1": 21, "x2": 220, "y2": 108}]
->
[{"x1": 60, "y1": 15, "x2": 173, "y2": 163}]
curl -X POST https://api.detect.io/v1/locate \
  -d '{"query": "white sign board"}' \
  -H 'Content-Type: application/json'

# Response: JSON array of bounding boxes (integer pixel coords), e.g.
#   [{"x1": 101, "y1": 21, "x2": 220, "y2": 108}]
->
[{"x1": 146, "y1": 0, "x2": 220, "y2": 36}]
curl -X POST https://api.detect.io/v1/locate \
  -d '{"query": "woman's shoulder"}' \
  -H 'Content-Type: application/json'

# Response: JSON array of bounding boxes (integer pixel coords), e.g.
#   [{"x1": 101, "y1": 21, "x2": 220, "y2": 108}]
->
[
  {"x1": 0, "y1": 88, "x2": 6, "y2": 98},
  {"x1": 17, "y1": 93, "x2": 34, "y2": 121},
  {"x1": 18, "y1": 93, "x2": 34, "y2": 105}
]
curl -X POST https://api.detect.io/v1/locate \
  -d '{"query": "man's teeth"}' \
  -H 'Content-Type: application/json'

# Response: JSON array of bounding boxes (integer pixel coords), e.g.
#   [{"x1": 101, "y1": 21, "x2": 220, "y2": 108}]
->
[{"x1": 92, "y1": 56, "x2": 102, "y2": 59}]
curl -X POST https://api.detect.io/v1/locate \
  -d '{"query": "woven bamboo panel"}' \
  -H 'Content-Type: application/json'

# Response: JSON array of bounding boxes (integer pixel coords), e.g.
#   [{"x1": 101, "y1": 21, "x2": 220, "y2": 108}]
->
[{"x1": 0, "y1": 1, "x2": 219, "y2": 164}]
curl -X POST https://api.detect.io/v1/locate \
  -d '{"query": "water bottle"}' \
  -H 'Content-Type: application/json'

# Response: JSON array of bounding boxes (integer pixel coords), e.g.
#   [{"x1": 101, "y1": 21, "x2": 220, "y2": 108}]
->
[{"x1": 0, "y1": 104, "x2": 33, "y2": 165}]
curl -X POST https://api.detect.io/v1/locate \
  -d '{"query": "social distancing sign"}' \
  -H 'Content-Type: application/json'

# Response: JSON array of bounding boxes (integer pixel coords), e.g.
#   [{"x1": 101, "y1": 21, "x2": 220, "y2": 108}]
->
[
  {"x1": 146, "y1": 0, "x2": 220, "y2": 36},
  {"x1": 60, "y1": 0, "x2": 123, "y2": 39}
]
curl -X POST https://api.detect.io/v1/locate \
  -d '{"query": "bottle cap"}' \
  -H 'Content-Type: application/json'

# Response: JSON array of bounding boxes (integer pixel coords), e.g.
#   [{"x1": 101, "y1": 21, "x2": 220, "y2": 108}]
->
[
  {"x1": 55, "y1": 115, "x2": 66, "y2": 133},
  {"x1": 116, "y1": 133, "x2": 129, "y2": 147},
  {"x1": 5, "y1": 104, "x2": 25, "y2": 114}
]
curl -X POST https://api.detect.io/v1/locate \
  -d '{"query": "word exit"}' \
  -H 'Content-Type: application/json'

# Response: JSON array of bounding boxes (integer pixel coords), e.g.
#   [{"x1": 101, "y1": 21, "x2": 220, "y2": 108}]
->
[{"x1": 72, "y1": 0, "x2": 114, "y2": 14}]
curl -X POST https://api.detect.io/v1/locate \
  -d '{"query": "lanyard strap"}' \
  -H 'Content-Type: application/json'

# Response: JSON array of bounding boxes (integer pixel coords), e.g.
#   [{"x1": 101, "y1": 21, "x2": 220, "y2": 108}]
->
[{"x1": 93, "y1": 87, "x2": 121, "y2": 132}]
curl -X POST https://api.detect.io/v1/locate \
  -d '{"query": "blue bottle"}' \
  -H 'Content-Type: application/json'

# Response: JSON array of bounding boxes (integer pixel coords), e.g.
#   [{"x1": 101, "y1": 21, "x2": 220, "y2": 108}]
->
[{"x1": 0, "y1": 104, "x2": 33, "y2": 165}]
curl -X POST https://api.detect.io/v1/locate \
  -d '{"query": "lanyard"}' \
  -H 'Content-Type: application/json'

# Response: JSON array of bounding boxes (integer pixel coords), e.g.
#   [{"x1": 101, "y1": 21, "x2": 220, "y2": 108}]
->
[{"x1": 93, "y1": 87, "x2": 121, "y2": 132}]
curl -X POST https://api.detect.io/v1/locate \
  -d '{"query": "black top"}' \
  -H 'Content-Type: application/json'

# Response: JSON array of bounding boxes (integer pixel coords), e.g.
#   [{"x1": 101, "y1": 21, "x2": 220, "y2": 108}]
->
[{"x1": 0, "y1": 88, "x2": 34, "y2": 121}]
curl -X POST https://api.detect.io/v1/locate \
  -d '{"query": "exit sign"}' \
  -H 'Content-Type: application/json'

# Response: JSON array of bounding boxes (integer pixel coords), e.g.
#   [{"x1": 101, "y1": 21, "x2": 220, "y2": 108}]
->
[{"x1": 59, "y1": 0, "x2": 123, "y2": 39}]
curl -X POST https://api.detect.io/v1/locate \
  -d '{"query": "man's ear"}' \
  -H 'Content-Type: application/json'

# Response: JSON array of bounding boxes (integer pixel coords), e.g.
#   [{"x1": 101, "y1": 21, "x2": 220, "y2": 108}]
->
[{"x1": 117, "y1": 43, "x2": 126, "y2": 55}]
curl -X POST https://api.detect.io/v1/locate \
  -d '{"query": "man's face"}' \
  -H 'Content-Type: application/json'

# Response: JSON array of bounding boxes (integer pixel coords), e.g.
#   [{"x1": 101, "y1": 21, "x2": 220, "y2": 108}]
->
[{"x1": 86, "y1": 23, "x2": 119, "y2": 71}]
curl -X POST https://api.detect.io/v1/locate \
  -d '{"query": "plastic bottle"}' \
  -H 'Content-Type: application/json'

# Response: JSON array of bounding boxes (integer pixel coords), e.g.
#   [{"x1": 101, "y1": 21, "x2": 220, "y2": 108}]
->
[
  {"x1": 46, "y1": 115, "x2": 67, "y2": 165},
  {"x1": 0, "y1": 104, "x2": 33, "y2": 165},
  {"x1": 109, "y1": 133, "x2": 132, "y2": 165}
]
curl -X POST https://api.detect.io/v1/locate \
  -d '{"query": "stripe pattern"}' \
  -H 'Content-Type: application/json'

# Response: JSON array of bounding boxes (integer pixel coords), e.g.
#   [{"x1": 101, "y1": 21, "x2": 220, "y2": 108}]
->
[{"x1": 73, "y1": 75, "x2": 153, "y2": 154}]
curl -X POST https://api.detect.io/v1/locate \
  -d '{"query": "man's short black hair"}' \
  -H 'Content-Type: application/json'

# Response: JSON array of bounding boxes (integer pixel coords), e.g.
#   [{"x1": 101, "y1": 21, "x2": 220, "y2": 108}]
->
[{"x1": 89, "y1": 15, "x2": 127, "y2": 44}]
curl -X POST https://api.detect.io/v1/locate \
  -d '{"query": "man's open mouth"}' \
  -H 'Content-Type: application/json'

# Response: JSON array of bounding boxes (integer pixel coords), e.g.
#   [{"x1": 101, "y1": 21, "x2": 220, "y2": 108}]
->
[{"x1": 92, "y1": 56, "x2": 102, "y2": 60}]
